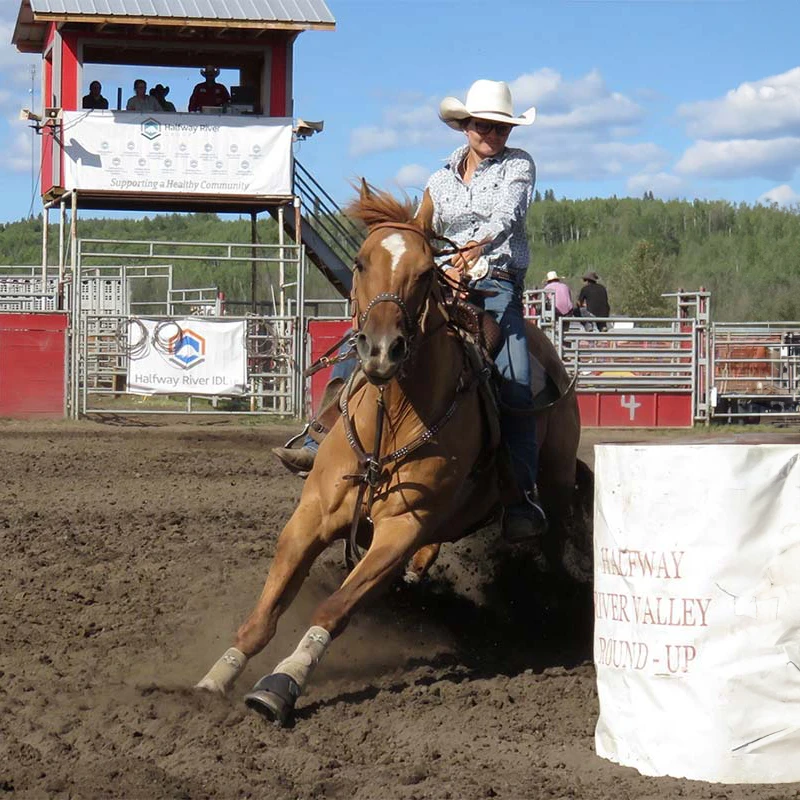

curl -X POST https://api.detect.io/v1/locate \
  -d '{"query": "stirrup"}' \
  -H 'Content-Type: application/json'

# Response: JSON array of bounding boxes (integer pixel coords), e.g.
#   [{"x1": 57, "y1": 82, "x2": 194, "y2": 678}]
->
[
  {"x1": 523, "y1": 489, "x2": 547, "y2": 526},
  {"x1": 281, "y1": 423, "x2": 310, "y2": 450}
]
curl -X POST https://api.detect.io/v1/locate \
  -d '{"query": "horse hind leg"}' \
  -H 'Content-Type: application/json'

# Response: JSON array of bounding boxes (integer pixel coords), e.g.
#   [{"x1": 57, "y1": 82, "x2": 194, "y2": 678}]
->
[
  {"x1": 403, "y1": 543, "x2": 441, "y2": 585},
  {"x1": 561, "y1": 458, "x2": 594, "y2": 584}
]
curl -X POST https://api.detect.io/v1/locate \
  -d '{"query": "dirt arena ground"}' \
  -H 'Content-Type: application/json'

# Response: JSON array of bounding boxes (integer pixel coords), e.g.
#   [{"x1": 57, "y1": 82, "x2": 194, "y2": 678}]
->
[{"x1": 2, "y1": 418, "x2": 799, "y2": 800}]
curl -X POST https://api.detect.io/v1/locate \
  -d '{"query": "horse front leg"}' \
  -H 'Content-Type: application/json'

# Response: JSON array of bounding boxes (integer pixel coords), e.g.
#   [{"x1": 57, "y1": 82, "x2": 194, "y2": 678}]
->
[
  {"x1": 196, "y1": 499, "x2": 334, "y2": 695},
  {"x1": 244, "y1": 515, "x2": 424, "y2": 726}
]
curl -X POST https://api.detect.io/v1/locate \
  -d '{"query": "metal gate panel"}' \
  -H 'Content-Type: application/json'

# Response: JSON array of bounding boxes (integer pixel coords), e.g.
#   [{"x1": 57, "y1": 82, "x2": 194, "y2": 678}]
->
[{"x1": 78, "y1": 313, "x2": 297, "y2": 416}]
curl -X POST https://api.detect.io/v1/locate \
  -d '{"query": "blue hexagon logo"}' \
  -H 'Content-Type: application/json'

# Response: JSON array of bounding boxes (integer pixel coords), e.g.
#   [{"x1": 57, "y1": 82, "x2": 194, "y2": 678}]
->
[
  {"x1": 141, "y1": 118, "x2": 161, "y2": 140},
  {"x1": 169, "y1": 328, "x2": 206, "y2": 369}
]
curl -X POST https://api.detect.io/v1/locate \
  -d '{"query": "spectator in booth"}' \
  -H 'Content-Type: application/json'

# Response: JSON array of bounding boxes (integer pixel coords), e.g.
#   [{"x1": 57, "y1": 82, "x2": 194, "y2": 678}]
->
[
  {"x1": 126, "y1": 79, "x2": 160, "y2": 113},
  {"x1": 82, "y1": 80, "x2": 108, "y2": 110},
  {"x1": 543, "y1": 270, "x2": 573, "y2": 318},
  {"x1": 150, "y1": 84, "x2": 176, "y2": 112},
  {"x1": 188, "y1": 66, "x2": 230, "y2": 112},
  {"x1": 578, "y1": 270, "x2": 610, "y2": 331}
]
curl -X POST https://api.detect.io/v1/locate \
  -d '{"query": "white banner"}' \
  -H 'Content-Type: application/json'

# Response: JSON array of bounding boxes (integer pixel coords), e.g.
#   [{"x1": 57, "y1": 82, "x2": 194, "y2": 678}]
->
[
  {"x1": 594, "y1": 442, "x2": 800, "y2": 783},
  {"x1": 127, "y1": 318, "x2": 247, "y2": 396},
  {"x1": 61, "y1": 111, "x2": 293, "y2": 197}
]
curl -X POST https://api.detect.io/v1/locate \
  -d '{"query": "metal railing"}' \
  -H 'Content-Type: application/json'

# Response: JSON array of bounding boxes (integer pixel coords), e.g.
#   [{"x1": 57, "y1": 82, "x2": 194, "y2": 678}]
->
[
  {"x1": 561, "y1": 320, "x2": 696, "y2": 394},
  {"x1": 293, "y1": 159, "x2": 362, "y2": 270},
  {"x1": 710, "y1": 323, "x2": 800, "y2": 419}
]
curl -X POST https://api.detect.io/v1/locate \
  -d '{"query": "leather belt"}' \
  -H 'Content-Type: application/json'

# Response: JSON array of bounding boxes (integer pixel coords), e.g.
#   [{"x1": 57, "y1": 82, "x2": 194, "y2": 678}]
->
[{"x1": 488, "y1": 267, "x2": 518, "y2": 283}]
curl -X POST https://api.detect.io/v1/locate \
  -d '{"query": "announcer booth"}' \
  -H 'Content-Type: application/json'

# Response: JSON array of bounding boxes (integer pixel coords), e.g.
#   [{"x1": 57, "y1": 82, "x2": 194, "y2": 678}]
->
[
  {"x1": 12, "y1": 0, "x2": 335, "y2": 214},
  {"x1": 10, "y1": 0, "x2": 341, "y2": 420}
]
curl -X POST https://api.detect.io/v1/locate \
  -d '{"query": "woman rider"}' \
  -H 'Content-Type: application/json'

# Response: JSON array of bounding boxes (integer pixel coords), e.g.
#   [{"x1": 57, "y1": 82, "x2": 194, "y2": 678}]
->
[{"x1": 428, "y1": 78, "x2": 545, "y2": 545}]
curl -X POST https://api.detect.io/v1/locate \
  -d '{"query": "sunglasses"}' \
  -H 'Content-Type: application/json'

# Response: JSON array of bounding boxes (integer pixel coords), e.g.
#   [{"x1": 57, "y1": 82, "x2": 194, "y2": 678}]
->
[{"x1": 469, "y1": 119, "x2": 513, "y2": 137}]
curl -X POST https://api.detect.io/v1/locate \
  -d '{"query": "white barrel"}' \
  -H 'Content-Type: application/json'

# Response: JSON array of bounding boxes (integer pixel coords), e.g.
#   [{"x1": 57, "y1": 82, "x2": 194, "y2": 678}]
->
[{"x1": 594, "y1": 439, "x2": 800, "y2": 783}]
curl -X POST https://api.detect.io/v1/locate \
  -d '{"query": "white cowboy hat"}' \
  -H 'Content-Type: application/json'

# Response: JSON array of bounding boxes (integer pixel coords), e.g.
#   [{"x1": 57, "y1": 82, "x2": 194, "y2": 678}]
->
[
  {"x1": 545, "y1": 270, "x2": 560, "y2": 282},
  {"x1": 439, "y1": 79, "x2": 536, "y2": 131}
]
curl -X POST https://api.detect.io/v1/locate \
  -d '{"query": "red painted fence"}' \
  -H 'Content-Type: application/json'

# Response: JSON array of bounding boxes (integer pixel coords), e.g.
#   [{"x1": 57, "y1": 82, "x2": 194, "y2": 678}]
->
[{"x1": 0, "y1": 313, "x2": 68, "y2": 418}]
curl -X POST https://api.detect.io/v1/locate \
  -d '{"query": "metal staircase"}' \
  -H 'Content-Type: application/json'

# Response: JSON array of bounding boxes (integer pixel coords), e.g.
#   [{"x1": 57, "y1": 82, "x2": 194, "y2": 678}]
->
[{"x1": 271, "y1": 159, "x2": 363, "y2": 298}]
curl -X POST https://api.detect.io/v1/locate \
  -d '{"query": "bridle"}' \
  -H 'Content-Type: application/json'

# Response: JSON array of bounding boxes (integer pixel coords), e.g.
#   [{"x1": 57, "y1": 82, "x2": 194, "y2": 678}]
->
[{"x1": 351, "y1": 222, "x2": 440, "y2": 365}]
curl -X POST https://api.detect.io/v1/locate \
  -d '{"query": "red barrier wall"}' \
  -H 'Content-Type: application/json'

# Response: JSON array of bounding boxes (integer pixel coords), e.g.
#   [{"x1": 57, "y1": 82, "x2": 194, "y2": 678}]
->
[
  {"x1": 577, "y1": 392, "x2": 693, "y2": 427},
  {"x1": 307, "y1": 319, "x2": 351, "y2": 415},
  {"x1": 0, "y1": 313, "x2": 68, "y2": 418}
]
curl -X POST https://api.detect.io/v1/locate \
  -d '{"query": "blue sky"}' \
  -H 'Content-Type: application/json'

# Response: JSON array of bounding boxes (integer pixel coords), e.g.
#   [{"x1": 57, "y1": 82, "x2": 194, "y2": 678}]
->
[{"x1": 1, "y1": 0, "x2": 799, "y2": 222}]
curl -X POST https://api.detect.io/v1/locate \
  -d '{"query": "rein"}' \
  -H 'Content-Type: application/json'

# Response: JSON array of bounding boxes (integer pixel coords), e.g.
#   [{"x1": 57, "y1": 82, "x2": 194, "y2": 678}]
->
[
  {"x1": 341, "y1": 364, "x2": 466, "y2": 567},
  {"x1": 303, "y1": 328, "x2": 357, "y2": 378}
]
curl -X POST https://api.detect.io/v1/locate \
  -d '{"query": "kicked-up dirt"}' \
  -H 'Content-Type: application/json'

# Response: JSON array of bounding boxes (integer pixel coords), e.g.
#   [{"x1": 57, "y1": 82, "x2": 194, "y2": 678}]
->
[{"x1": 1, "y1": 418, "x2": 799, "y2": 800}]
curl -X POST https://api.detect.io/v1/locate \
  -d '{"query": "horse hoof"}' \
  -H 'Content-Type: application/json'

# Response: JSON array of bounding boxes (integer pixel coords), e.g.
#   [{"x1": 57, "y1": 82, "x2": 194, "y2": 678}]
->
[
  {"x1": 402, "y1": 569, "x2": 421, "y2": 586},
  {"x1": 244, "y1": 672, "x2": 300, "y2": 727}
]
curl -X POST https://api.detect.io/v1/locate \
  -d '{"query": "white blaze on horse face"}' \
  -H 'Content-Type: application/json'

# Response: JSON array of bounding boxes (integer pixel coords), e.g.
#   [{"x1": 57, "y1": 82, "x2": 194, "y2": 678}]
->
[{"x1": 381, "y1": 232, "x2": 407, "y2": 275}]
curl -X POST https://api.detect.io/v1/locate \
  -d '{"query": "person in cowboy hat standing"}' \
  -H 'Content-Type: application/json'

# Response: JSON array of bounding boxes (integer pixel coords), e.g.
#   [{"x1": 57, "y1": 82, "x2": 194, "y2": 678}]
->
[
  {"x1": 543, "y1": 269, "x2": 573, "y2": 319},
  {"x1": 425, "y1": 78, "x2": 547, "y2": 546},
  {"x1": 578, "y1": 270, "x2": 610, "y2": 331},
  {"x1": 150, "y1": 84, "x2": 176, "y2": 113},
  {"x1": 189, "y1": 65, "x2": 230, "y2": 112}
]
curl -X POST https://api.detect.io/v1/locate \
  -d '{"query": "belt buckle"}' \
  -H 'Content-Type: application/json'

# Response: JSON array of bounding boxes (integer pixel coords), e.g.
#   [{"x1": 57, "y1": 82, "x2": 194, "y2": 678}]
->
[{"x1": 468, "y1": 257, "x2": 489, "y2": 281}]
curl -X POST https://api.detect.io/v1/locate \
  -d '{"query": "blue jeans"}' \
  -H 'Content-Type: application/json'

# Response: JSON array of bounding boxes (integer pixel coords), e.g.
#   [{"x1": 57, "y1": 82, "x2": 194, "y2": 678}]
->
[{"x1": 472, "y1": 276, "x2": 539, "y2": 506}]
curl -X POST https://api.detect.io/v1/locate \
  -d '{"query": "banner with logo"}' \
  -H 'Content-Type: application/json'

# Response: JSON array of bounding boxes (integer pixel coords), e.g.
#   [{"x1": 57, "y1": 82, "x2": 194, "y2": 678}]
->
[
  {"x1": 61, "y1": 111, "x2": 292, "y2": 197},
  {"x1": 126, "y1": 318, "x2": 247, "y2": 395}
]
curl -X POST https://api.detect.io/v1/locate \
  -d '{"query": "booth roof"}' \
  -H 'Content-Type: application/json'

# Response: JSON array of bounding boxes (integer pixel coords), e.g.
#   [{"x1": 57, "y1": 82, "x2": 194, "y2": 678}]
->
[{"x1": 13, "y1": 0, "x2": 335, "y2": 50}]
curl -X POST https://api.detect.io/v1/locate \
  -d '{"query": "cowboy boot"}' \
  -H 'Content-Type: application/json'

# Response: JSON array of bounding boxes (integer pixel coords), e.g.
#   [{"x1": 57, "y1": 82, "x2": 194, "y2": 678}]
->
[
  {"x1": 272, "y1": 443, "x2": 317, "y2": 475},
  {"x1": 501, "y1": 488, "x2": 548, "y2": 545},
  {"x1": 272, "y1": 377, "x2": 346, "y2": 476}
]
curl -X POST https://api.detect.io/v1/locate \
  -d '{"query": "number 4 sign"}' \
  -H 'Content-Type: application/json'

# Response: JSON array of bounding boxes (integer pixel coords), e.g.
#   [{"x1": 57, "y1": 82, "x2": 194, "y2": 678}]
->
[{"x1": 620, "y1": 394, "x2": 642, "y2": 421}]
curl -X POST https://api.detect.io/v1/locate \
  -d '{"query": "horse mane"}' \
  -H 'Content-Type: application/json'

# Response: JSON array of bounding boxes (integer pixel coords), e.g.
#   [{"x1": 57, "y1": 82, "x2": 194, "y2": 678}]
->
[{"x1": 345, "y1": 183, "x2": 419, "y2": 232}]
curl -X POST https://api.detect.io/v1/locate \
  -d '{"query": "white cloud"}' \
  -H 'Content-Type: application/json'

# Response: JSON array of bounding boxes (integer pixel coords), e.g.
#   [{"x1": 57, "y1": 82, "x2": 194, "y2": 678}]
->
[
  {"x1": 394, "y1": 163, "x2": 430, "y2": 190},
  {"x1": 626, "y1": 171, "x2": 685, "y2": 198},
  {"x1": 350, "y1": 126, "x2": 402, "y2": 157},
  {"x1": 349, "y1": 68, "x2": 647, "y2": 161},
  {"x1": 515, "y1": 132, "x2": 669, "y2": 183},
  {"x1": 675, "y1": 137, "x2": 800, "y2": 181},
  {"x1": 511, "y1": 68, "x2": 609, "y2": 113},
  {"x1": 7, "y1": 127, "x2": 38, "y2": 174},
  {"x1": 679, "y1": 67, "x2": 800, "y2": 140},
  {"x1": 757, "y1": 184, "x2": 800, "y2": 207}
]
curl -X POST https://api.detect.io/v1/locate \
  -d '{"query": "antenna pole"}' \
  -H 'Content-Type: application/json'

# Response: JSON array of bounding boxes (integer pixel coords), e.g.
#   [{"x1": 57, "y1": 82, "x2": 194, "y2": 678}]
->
[{"x1": 30, "y1": 63, "x2": 36, "y2": 216}]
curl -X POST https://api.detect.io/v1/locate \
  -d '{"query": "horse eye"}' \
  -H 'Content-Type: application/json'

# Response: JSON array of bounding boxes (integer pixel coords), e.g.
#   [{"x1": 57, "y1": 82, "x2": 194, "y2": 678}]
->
[{"x1": 353, "y1": 257, "x2": 364, "y2": 272}]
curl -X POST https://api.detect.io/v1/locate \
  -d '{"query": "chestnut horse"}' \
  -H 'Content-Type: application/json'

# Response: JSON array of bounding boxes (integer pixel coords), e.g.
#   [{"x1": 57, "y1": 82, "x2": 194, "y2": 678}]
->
[{"x1": 196, "y1": 183, "x2": 591, "y2": 725}]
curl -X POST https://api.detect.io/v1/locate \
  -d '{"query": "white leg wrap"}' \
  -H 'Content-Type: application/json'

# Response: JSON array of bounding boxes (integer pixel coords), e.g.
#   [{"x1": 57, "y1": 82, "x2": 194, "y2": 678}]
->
[
  {"x1": 196, "y1": 647, "x2": 248, "y2": 694},
  {"x1": 273, "y1": 626, "x2": 331, "y2": 692}
]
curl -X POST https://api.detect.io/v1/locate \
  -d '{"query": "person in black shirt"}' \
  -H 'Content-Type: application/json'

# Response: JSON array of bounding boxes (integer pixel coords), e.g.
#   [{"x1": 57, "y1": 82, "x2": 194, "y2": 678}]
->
[
  {"x1": 82, "y1": 81, "x2": 109, "y2": 110},
  {"x1": 578, "y1": 270, "x2": 610, "y2": 331}
]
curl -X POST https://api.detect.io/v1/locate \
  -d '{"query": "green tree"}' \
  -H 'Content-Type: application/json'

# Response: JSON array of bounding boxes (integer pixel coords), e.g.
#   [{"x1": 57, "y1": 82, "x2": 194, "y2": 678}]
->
[{"x1": 616, "y1": 240, "x2": 671, "y2": 317}]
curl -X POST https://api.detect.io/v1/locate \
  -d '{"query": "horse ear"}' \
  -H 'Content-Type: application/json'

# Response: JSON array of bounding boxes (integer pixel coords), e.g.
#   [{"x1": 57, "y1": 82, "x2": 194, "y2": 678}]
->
[
  {"x1": 359, "y1": 178, "x2": 372, "y2": 201},
  {"x1": 415, "y1": 188, "x2": 434, "y2": 234}
]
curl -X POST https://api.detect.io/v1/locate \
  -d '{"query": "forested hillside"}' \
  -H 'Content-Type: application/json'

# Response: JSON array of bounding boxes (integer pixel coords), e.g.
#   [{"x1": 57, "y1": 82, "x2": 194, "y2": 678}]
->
[
  {"x1": 1, "y1": 195, "x2": 799, "y2": 321},
  {"x1": 527, "y1": 193, "x2": 800, "y2": 321}
]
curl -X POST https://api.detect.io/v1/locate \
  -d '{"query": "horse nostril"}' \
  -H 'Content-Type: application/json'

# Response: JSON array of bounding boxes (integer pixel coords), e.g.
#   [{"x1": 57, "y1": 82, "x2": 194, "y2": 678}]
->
[
  {"x1": 356, "y1": 333, "x2": 371, "y2": 360},
  {"x1": 388, "y1": 335, "x2": 408, "y2": 363}
]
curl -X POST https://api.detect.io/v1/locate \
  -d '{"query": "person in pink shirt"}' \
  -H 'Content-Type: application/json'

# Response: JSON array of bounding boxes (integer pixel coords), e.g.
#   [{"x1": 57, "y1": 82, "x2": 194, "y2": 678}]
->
[{"x1": 543, "y1": 270, "x2": 573, "y2": 318}]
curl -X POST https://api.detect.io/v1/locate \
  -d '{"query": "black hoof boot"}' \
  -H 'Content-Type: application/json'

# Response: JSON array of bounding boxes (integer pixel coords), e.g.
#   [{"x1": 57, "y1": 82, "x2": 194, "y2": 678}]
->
[{"x1": 244, "y1": 672, "x2": 300, "y2": 727}]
